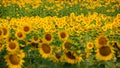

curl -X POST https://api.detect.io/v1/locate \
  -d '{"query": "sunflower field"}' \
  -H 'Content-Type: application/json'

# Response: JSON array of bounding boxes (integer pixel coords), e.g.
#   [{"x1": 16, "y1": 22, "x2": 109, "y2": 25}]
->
[{"x1": 0, "y1": 0, "x2": 120, "y2": 68}]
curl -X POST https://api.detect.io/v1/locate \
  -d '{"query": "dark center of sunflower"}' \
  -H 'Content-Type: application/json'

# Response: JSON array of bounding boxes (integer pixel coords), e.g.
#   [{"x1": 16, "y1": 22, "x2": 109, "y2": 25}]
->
[
  {"x1": 66, "y1": 51, "x2": 75, "y2": 59},
  {"x1": 99, "y1": 46, "x2": 111, "y2": 56},
  {"x1": 60, "y1": 32, "x2": 66, "y2": 38},
  {"x1": 98, "y1": 36, "x2": 107, "y2": 45},
  {"x1": 17, "y1": 32, "x2": 23, "y2": 38},
  {"x1": 0, "y1": 43, "x2": 2, "y2": 47},
  {"x1": 2, "y1": 28, "x2": 7, "y2": 35},
  {"x1": 45, "y1": 34, "x2": 52, "y2": 41},
  {"x1": 9, "y1": 54, "x2": 20, "y2": 65},
  {"x1": 64, "y1": 41, "x2": 72, "y2": 49},
  {"x1": 23, "y1": 26, "x2": 30, "y2": 32},
  {"x1": 0, "y1": 30, "x2": 2, "y2": 36},
  {"x1": 31, "y1": 42, "x2": 39, "y2": 48},
  {"x1": 34, "y1": 37, "x2": 38, "y2": 41},
  {"x1": 88, "y1": 44, "x2": 92, "y2": 48},
  {"x1": 9, "y1": 42, "x2": 16, "y2": 49},
  {"x1": 55, "y1": 53, "x2": 61, "y2": 59},
  {"x1": 41, "y1": 43, "x2": 51, "y2": 54}
]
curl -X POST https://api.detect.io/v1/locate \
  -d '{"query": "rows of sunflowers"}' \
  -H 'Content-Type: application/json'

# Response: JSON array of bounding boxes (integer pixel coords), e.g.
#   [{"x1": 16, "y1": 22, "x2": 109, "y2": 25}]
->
[{"x1": 0, "y1": 0, "x2": 120, "y2": 68}]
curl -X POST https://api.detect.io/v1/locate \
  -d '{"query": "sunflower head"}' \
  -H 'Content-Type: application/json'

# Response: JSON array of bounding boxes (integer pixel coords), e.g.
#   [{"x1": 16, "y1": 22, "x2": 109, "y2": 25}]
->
[
  {"x1": 31, "y1": 36, "x2": 40, "y2": 43},
  {"x1": 95, "y1": 36, "x2": 108, "y2": 48},
  {"x1": 65, "y1": 51, "x2": 76, "y2": 60},
  {"x1": 58, "y1": 31, "x2": 68, "y2": 40},
  {"x1": 39, "y1": 43, "x2": 52, "y2": 58},
  {"x1": 22, "y1": 24, "x2": 31, "y2": 34},
  {"x1": 2, "y1": 27, "x2": 8, "y2": 36},
  {"x1": 0, "y1": 42, "x2": 4, "y2": 52},
  {"x1": 99, "y1": 46, "x2": 112, "y2": 56},
  {"x1": 30, "y1": 42, "x2": 39, "y2": 49},
  {"x1": 87, "y1": 42, "x2": 94, "y2": 49},
  {"x1": 62, "y1": 40, "x2": 72, "y2": 50},
  {"x1": 4, "y1": 50, "x2": 25, "y2": 68},
  {"x1": 9, "y1": 54, "x2": 20, "y2": 65},
  {"x1": 96, "y1": 45, "x2": 114, "y2": 61},
  {"x1": 0, "y1": 29, "x2": 3, "y2": 37},
  {"x1": 43, "y1": 32, "x2": 53, "y2": 43},
  {"x1": 64, "y1": 50, "x2": 83, "y2": 64},
  {"x1": 6, "y1": 40, "x2": 19, "y2": 52},
  {"x1": 15, "y1": 30, "x2": 26, "y2": 40}
]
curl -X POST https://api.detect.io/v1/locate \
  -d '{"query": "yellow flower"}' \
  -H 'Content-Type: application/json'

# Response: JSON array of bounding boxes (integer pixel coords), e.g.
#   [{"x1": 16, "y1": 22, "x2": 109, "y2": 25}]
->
[
  {"x1": 51, "y1": 47, "x2": 63, "y2": 63},
  {"x1": 0, "y1": 29, "x2": 3, "y2": 38},
  {"x1": 29, "y1": 42, "x2": 39, "y2": 50},
  {"x1": 64, "y1": 50, "x2": 83, "y2": 64},
  {"x1": 4, "y1": 50, "x2": 25, "y2": 68},
  {"x1": 15, "y1": 30, "x2": 26, "y2": 40},
  {"x1": 87, "y1": 42, "x2": 94, "y2": 49},
  {"x1": 39, "y1": 43, "x2": 52, "y2": 59},
  {"x1": 6, "y1": 40, "x2": 19, "y2": 53},
  {"x1": 0, "y1": 38, "x2": 5, "y2": 52},
  {"x1": 95, "y1": 36, "x2": 108, "y2": 48},
  {"x1": 58, "y1": 30, "x2": 69, "y2": 40},
  {"x1": 0, "y1": 23, "x2": 10, "y2": 38},
  {"x1": 31, "y1": 36, "x2": 40, "y2": 43},
  {"x1": 116, "y1": 30, "x2": 120, "y2": 35},
  {"x1": 22, "y1": 23, "x2": 32, "y2": 34},
  {"x1": 62, "y1": 40, "x2": 73, "y2": 50},
  {"x1": 96, "y1": 45, "x2": 114, "y2": 61},
  {"x1": 70, "y1": 12, "x2": 76, "y2": 21},
  {"x1": 42, "y1": 32, "x2": 53, "y2": 44},
  {"x1": 2, "y1": 27, "x2": 9, "y2": 38}
]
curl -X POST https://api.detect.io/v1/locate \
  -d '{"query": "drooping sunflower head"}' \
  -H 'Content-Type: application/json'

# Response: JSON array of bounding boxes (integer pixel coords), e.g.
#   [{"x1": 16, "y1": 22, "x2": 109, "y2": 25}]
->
[
  {"x1": 51, "y1": 52, "x2": 63, "y2": 63},
  {"x1": 6, "y1": 40, "x2": 19, "y2": 52},
  {"x1": 39, "y1": 43, "x2": 52, "y2": 58},
  {"x1": 96, "y1": 45, "x2": 114, "y2": 61},
  {"x1": 30, "y1": 42, "x2": 39, "y2": 50},
  {"x1": 43, "y1": 32, "x2": 53, "y2": 43},
  {"x1": 31, "y1": 36, "x2": 40, "y2": 43},
  {"x1": 4, "y1": 50, "x2": 25, "y2": 68},
  {"x1": 64, "y1": 50, "x2": 83, "y2": 64},
  {"x1": 62, "y1": 40, "x2": 72, "y2": 50},
  {"x1": 50, "y1": 47, "x2": 63, "y2": 62},
  {"x1": 0, "y1": 39, "x2": 5, "y2": 52},
  {"x1": 58, "y1": 30, "x2": 68, "y2": 40},
  {"x1": 0, "y1": 29, "x2": 3, "y2": 37},
  {"x1": 95, "y1": 36, "x2": 108, "y2": 48},
  {"x1": 2, "y1": 27, "x2": 9, "y2": 38},
  {"x1": 15, "y1": 30, "x2": 26, "y2": 40}
]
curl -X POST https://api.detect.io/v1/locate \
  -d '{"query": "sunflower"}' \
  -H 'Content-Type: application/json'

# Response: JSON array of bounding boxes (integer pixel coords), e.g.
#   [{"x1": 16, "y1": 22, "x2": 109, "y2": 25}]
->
[
  {"x1": 96, "y1": 45, "x2": 114, "y2": 61},
  {"x1": 42, "y1": 32, "x2": 53, "y2": 44},
  {"x1": 116, "y1": 30, "x2": 120, "y2": 35},
  {"x1": 4, "y1": 50, "x2": 25, "y2": 68},
  {"x1": 6, "y1": 40, "x2": 19, "y2": 52},
  {"x1": 50, "y1": 47, "x2": 63, "y2": 62},
  {"x1": 15, "y1": 30, "x2": 26, "y2": 40},
  {"x1": 64, "y1": 50, "x2": 83, "y2": 64},
  {"x1": 0, "y1": 38, "x2": 5, "y2": 52},
  {"x1": 29, "y1": 41, "x2": 39, "y2": 50},
  {"x1": 0, "y1": 29, "x2": 3, "y2": 38},
  {"x1": 2, "y1": 27, "x2": 9, "y2": 38},
  {"x1": 95, "y1": 36, "x2": 108, "y2": 48},
  {"x1": 58, "y1": 30, "x2": 69, "y2": 40},
  {"x1": 39, "y1": 43, "x2": 52, "y2": 58},
  {"x1": 62, "y1": 40, "x2": 73, "y2": 50},
  {"x1": 31, "y1": 36, "x2": 40, "y2": 43},
  {"x1": 86, "y1": 42, "x2": 94, "y2": 49},
  {"x1": 22, "y1": 24, "x2": 32, "y2": 34}
]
